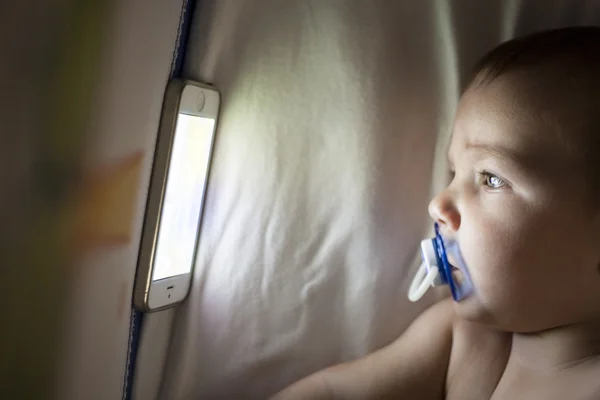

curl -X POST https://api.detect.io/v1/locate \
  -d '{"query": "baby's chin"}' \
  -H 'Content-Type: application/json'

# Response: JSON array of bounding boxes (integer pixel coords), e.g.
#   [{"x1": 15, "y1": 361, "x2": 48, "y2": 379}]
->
[{"x1": 452, "y1": 297, "x2": 546, "y2": 332}]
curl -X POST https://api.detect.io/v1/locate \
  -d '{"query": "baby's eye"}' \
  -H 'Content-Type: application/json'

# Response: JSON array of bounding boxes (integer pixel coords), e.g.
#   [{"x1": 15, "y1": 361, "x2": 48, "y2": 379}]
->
[{"x1": 479, "y1": 172, "x2": 507, "y2": 190}]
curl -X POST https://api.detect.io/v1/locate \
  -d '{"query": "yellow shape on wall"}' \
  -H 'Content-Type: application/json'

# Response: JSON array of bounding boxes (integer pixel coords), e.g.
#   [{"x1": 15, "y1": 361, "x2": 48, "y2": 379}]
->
[{"x1": 71, "y1": 151, "x2": 145, "y2": 249}]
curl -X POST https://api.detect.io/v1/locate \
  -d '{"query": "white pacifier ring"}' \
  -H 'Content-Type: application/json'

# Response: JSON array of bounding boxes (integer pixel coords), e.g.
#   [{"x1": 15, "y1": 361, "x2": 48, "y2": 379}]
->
[{"x1": 408, "y1": 264, "x2": 439, "y2": 302}]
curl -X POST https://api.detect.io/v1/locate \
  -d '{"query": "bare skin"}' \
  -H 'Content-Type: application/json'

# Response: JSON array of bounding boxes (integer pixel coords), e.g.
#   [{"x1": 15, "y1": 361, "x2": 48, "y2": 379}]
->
[{"x1": 273, "y1": 70, "x2": 600, "y2": 399}]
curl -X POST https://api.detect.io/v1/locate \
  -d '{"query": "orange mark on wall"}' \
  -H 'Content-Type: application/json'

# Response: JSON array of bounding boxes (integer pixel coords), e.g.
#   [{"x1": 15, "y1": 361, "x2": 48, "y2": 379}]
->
[{"x1": 70, "y1": 151, "x2": 145, "y2": 251}]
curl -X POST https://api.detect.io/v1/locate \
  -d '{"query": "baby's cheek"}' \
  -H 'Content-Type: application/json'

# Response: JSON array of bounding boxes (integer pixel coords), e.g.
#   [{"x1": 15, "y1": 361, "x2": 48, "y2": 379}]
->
[{"x1": 464, "y1": 234, "x2": 520, "y2": 293}]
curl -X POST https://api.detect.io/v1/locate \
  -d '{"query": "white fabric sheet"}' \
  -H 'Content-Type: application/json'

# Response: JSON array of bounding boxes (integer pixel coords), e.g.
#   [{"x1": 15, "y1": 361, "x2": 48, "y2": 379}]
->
[{"x1": 146, "y1": 1, "x2": 600, "y2": 398}]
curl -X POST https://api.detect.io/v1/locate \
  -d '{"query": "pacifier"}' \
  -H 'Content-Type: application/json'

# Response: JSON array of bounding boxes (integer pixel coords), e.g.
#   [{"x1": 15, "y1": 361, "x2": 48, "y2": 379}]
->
[{"x1": 408, "y1": 223, "x2": 474, "y2": 302}]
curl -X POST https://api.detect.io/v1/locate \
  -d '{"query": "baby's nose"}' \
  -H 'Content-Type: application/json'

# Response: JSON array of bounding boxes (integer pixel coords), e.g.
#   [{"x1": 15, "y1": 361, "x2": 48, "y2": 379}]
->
[{"x1": 428, "y1": 191, "x2": 460, "y2": 232}]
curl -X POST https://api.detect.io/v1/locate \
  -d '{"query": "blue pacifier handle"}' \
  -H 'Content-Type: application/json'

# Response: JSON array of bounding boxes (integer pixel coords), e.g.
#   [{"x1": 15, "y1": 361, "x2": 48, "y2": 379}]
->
[{"x1": 434, "y1": 223, "x2": 460, "y2": 300}]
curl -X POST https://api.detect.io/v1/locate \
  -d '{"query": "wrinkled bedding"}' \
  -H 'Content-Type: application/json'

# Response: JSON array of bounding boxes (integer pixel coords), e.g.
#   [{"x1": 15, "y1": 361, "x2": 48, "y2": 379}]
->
[{"x1": 143, "y1": 1, "x2": 600, "y2": 398}]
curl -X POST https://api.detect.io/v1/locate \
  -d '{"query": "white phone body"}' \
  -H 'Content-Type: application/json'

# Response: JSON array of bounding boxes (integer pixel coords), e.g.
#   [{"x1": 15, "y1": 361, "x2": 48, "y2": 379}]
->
[{"x1": 133, "y1": 80, "x2": 220, "y2": 312}]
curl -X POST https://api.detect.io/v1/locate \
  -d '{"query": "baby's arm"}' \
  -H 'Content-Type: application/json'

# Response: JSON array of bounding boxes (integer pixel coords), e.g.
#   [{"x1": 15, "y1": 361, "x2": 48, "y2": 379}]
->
[{"x1": 272, "y1": 298, "x2": 455, "y2": 399}]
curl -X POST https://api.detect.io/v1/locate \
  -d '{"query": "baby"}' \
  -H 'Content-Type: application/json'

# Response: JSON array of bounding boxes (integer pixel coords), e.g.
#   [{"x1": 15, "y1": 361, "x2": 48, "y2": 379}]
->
[{"x1": 274, "y1": 26, "x2": 600, "y2": 399}]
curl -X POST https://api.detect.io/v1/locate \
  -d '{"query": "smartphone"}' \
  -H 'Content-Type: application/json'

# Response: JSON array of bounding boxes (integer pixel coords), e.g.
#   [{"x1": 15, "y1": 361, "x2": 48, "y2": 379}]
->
[{"x1": 133, "y1": 80, "x2": 220, "y2": 312}]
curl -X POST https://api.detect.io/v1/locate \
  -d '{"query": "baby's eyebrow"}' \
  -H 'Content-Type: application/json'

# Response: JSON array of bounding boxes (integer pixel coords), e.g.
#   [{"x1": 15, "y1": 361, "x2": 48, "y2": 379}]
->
[{"x1": 465, "y1": 142, "x2": 529, "y2": 166}]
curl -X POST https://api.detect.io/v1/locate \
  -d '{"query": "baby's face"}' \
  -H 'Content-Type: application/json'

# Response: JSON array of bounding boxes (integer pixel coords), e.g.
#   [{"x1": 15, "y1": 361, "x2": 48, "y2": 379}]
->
[{"x1": 430, "y1": 75, "x2": 600, "y2": 332}]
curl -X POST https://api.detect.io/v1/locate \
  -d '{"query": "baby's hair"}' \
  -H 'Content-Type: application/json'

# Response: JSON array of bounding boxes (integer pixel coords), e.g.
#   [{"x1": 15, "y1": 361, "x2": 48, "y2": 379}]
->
[
  {"x1": 466, "y1": 26, "x2": 600, "y2": 203},
  {"x1": 467, "y1": 26, "x2": 600, "y2": 91}
]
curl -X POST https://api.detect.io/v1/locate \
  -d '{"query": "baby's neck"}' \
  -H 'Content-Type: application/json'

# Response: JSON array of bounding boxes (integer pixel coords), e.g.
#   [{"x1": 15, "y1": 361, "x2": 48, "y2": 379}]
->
[{"x1": 509, "y1": 319, "x2": 600, "y2": 373}]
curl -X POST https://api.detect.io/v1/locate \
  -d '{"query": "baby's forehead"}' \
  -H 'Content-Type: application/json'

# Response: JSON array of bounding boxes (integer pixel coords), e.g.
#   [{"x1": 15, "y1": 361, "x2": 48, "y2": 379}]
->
[
  {"x1": 450, "y1": 77, "x2": 588, "y2": 169},
  {"x1": 465, "y1": 43, "x2": 600, "y2": 144},
  {"x1": 456, "y1": 78, "x2": 559, "y2": 147}
]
